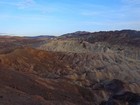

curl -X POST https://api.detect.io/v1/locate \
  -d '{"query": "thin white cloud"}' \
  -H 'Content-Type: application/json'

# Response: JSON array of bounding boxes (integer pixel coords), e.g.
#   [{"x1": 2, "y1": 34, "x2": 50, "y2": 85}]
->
[
  {"x1": 16, "y1": 0, "x2": 36, "y2": 9},
  {"x1": 121, "y1": 0, "x2": 140, "y2": 19},
  {"x1": 0, "y1": 1, "x2": 16, "y2": 6},
  {"x1": 82, "y1": 21, "x2": 140, "y2": 28},
  {"x1": 122, "y1": 0, "x2": 140, "y2": 5},
  {"x1": 0, "y1": 14, "x2": 49, "y2": 21},
  {"x1": 0, "y1": 0, "x2": 36, "y2": 9},
  {"x1": 80, "y1": 0, "x2": 140, "y2": 21},
  {"x1": 80, "y1": 20, "x2": 140, "y2": 32},
  {"x1": 80, "y1": 11, "x2": 100, "y2": 16},
  {"x1": 0, "y1": 0, "x2": 51, "y2": 14}
]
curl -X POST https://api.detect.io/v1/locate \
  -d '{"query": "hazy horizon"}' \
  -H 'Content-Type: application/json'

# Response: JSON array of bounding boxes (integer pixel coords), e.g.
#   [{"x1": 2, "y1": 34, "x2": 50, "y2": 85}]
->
[
  {"x1": 0, "y1": 29, "x2": 140, "y2": 37},
  {"x1": 0, "y1": 0, "x2": 140, "y2": 36}
]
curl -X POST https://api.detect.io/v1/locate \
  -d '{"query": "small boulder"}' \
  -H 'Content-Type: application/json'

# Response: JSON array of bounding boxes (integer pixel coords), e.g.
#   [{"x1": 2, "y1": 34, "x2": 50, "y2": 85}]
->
[
  {"x1": 113, "y1": 92, "x2": 140, "y2": 105},
  {"x1": 102, "y1": 79, "x2": 124, "y2": 93}
]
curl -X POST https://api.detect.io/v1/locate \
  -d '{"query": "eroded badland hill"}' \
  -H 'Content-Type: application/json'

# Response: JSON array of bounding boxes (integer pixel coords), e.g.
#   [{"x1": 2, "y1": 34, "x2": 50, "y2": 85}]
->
[{"x1": 0, "y1": 30, "x2": 140, "y2": 105}]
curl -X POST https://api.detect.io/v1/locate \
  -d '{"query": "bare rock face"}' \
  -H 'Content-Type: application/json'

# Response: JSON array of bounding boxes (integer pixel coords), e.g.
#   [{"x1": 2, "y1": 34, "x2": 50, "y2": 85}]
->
[
  {"x1": 0, "y1": 66, "x2": 96, "y2": 105},
  {"x1": 101, "y1": 79, "x2": 124, "y2": 93},
  {"x1": 0, "y1": 47, "x2": 139, "y2": 105},
  {"x1": 113, "y1": 92, "x2": 140, "y2": 105},
  {"x1": 100, "y1": 100, "x2": 118, "y2": 105},
  {"x1": 38, "y1": 30, "x2": 140, "y2": 60},
  {"x1": 98, "y1": 79, "x2": 140, "y2": 105}
]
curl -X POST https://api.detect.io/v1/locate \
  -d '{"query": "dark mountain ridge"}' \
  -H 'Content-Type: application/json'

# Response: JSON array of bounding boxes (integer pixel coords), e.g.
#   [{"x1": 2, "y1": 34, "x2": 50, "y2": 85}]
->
[{"x1": 60, "y1": 30, "x2": 140, "y2": 47}]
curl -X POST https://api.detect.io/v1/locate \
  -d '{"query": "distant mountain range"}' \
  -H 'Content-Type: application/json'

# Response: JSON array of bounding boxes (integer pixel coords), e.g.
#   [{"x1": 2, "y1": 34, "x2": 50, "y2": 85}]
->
[{"x1": 26, "y1": 35, "x2": 56, "y2": 39}]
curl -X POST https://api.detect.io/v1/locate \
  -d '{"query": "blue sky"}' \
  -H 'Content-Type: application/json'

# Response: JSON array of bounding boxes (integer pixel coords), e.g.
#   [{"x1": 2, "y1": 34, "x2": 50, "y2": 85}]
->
[{"x1": 0, "y1": 0, "x2": 140, "y2": 36}]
